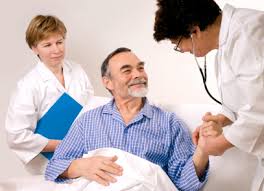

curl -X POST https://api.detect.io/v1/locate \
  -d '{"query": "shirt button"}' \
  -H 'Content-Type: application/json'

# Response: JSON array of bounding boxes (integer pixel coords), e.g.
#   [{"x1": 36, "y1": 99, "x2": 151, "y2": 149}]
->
[{"x1": 124, "y1": 126, "x2": 129, "y2": 133}]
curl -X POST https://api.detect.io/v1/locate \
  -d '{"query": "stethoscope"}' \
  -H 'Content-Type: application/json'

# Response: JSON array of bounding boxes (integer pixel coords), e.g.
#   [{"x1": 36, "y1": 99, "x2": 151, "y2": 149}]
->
[{"x1": 191, "y1": 35, "x2": 222, "y2": 105}]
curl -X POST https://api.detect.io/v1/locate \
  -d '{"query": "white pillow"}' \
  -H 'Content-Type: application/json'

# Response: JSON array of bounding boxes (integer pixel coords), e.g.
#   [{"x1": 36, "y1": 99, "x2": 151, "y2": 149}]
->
[{"x1": 79, "y1": 96, "x2": 111, "y2": 115}]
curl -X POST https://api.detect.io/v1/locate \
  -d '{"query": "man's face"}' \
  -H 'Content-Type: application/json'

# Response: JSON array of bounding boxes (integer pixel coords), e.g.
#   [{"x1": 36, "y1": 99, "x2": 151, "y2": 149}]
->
[{"x1": 103, "y1": 52, "x2": 148, "y2": 99}]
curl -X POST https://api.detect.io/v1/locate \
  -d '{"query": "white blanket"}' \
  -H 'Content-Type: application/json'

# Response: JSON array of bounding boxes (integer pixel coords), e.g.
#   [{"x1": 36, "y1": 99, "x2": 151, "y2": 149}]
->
[{"x1": 55, "y1": 148, "x2": 178, "y2": 191}]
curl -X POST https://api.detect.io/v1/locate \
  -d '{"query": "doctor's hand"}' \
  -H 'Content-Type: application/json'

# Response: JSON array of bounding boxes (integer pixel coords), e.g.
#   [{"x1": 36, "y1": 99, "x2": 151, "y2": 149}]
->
[
  {"x1": 202, "y1": 112, "x2": 232, "y2": 127},
  {"x1": 192, "y1": 122, "x2": 221, "y2": 146},
  {"x1": 200, "y1": 112, "x2": 223, "y2": 137},
  {"x1": 42, "y1": 140, "x2": 61, "y2": 152},
  {"x1": 63, "y1": 155, "x2": 123, "y2": 186},
  {"x1": 197, "y1": 134, "x2": 234, "y2": 156},
  {"x1": 192, "y1": 112, "x2": 230, "y2": 145}
]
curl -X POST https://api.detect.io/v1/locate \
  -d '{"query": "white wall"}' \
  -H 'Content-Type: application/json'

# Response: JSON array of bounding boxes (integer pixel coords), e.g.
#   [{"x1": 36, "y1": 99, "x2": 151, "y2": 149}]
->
[{"x1": 0, "y1": 0, "x2": 263, "y2": 178}]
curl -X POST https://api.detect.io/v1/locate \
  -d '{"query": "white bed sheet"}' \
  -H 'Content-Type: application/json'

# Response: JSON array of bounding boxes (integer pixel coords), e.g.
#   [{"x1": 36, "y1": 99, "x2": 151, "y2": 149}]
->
[{"x1": 0, "y1": 148, "x2": 178, "y2": 191}]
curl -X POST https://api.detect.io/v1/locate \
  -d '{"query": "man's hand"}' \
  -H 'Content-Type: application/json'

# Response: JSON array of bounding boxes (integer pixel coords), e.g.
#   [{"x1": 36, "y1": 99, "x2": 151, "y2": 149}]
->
[
  {"x1": 63, "y1": 155, "x2": 123, "y2": 186},
  {"x1": 197, "y1": 134, "x2": 233, "y2": 156},
  {"x1": 192, "y1": 126, "x2": 200, "y2": 145}
]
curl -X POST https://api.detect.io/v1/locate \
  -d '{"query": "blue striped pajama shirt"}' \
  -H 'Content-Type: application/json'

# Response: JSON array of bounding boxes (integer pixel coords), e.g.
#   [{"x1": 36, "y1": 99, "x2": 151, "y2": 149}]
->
[{"x1": 45, "y1": 99, "x2": 208, "y2": 191}]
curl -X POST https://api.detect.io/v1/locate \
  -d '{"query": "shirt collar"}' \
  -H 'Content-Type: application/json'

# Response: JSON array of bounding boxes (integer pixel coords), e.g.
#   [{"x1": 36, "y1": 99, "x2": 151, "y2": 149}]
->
[
  {"x1": 102, "y1": 97, "x2": 153, "y2": 119},
  {"x1": 36, "y1": 59, "x2": 72, "y2": 82},
  {"x1": 219, "y1": 4, "x2": 235, "y2": 47},
  {"x1": 36, "y1": 60, "x2": 54, "y2": 82}
]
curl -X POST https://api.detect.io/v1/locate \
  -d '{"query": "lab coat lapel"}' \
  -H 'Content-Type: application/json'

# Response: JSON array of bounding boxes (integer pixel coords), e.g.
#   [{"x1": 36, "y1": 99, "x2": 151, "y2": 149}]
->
[
  {"x1": 62, "y1": 60, "x2": 73, "y2": 91},
  {"x1": 36, "y1": 60, "x2": 65, "y2": 93}
]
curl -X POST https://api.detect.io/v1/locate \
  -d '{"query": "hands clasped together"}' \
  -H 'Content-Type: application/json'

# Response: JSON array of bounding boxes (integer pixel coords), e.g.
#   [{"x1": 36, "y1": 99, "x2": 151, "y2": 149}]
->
[{"x1": 192, "y1": 112, "x2": 232, "y2": 156}]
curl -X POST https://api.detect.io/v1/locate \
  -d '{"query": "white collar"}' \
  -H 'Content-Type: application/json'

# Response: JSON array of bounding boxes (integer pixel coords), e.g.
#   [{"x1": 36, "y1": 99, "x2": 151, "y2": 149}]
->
[
  {"x1": 36, "y1": 60, "x2": 72, "y2": 82},
  {"x1": 219, "y1": 4, "x2": 235, "y2": 47}
]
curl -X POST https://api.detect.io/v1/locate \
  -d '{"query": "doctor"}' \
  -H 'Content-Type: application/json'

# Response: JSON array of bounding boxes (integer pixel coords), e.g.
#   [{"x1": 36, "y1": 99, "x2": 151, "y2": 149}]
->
[
  {"x1": 153, "y1": 0, "x2": 264, "y2": 190},
  {"x1": 5, "y1": 15, "x2": 94, "y2": 174}
]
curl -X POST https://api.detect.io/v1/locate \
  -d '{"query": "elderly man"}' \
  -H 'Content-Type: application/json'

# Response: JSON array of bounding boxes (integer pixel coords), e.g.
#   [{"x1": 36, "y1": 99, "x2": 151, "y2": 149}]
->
[{"x1": 45, "y1": 47, "x2": 209, "y2": 191}]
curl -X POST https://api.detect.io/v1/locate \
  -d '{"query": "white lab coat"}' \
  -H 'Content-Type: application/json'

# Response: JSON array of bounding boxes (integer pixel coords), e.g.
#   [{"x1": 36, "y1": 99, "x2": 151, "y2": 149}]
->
[
  {"x1": 216, "y1": 4, "x2": 264, "y2": 191},
  {"x1": 5, "y1": 60, "x2": 94, "y2": 174}
]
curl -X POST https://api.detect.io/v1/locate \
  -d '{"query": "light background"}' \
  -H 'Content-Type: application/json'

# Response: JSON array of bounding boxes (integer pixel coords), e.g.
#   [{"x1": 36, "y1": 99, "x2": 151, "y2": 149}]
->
[{"x1": 0, "y1": 0, "x2": 263, "y2": 178}]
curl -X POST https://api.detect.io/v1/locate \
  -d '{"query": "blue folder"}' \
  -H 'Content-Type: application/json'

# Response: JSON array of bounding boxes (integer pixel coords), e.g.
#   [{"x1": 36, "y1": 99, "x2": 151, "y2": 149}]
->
[{"x1": 35, "y1": 93, "x2": 83, "y2": 159}]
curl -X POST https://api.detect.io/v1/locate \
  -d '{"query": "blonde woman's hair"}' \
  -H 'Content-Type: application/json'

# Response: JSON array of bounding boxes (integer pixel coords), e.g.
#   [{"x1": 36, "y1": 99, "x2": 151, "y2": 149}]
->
[{"x1": 25, "y1": 15, "x2": 67, "y2": 48}]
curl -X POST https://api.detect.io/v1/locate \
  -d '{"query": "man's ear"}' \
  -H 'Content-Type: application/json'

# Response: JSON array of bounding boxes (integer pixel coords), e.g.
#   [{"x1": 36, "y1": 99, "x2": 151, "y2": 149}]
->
[{"x1": 102, "y1": 76, "x2": 113, "y2": 91}]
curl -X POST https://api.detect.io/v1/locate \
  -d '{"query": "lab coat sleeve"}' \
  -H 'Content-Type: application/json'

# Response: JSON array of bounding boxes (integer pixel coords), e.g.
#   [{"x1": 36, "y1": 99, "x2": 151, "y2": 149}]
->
[
  {"x1": 223, "y1": 31, "x2": 264, "y2": 158},
  {"x1": 219, "y1": 106, "x2": 236, "y2": 122},
  {"x1": 5, "y1": 80, "x2": 49, "y2": 164}
]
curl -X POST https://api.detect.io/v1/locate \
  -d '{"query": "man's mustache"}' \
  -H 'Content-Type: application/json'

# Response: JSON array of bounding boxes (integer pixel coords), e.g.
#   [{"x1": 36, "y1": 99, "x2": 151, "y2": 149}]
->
[{"x1": 128, "y1": 78, "x2": 147, "y2": 86}]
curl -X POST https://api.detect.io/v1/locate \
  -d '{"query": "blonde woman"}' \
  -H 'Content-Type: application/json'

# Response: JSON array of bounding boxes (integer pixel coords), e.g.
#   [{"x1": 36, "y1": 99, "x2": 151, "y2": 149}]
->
[{"x1": 5, "y1": 15, "x2": 94, "y2": 174}]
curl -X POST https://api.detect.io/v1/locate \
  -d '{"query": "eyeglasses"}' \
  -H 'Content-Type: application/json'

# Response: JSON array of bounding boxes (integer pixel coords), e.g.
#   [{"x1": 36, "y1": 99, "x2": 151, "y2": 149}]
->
[{"x1": 173, "y1": 36, "x2": 183, "y2": 52}]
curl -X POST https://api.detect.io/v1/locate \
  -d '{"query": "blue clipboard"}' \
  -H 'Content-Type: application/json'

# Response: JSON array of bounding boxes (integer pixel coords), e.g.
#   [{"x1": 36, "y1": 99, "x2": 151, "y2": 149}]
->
[{"x1": 35, "y1": 93, "x2": 83, "y2": 159}]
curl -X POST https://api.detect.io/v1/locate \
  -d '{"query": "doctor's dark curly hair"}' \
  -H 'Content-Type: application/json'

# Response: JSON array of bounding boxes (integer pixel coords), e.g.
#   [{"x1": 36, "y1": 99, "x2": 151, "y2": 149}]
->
[{"x1": 153, "y1": 0, "x2": 221, "y2": 41}]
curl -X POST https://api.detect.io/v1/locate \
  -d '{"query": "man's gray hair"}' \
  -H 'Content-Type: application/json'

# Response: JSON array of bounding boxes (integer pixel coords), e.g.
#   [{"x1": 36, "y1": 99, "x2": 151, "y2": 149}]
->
[{"x1": 101, "y1": 47, "x2": 131, "y2": 77}]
